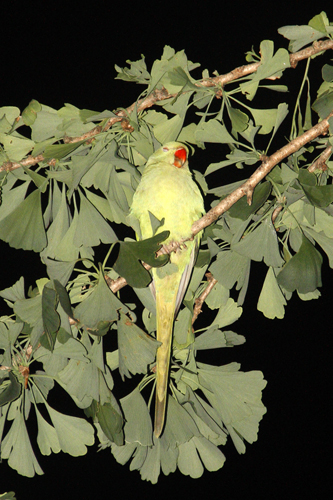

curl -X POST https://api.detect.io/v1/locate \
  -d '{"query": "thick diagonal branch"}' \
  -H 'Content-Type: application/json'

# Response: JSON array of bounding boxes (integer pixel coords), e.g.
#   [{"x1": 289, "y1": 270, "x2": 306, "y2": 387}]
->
[
  {"x1": 191, "y1": 110, "x2": 333, "y2": 236},
  {"x1": 108, "y1": 110, "x2": 333, "y2": 293}
]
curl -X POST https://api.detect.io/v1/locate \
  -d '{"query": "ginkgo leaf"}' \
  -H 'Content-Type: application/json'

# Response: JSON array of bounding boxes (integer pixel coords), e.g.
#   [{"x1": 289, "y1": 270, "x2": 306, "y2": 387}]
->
[
  {"x1": 166, "y1": 66, "x2": 198, "y2": 91},
  {"x1": 22, "y1": 166, "x2": 48, "y2": 192},
  {"x1": 162, "y1": 394, "x2": 201, "y2": 448},
  {"x1": 42, "y1": 285, "x2": 60, "y2": 351},
  {"x1": 277, "y1": 234, "x2": 323, "y2": 293},
  {"x1": 204, "y1": 281, "x2": 229, "y2": 309},
  {"x1": 112, "y1": 392, "x2": 205, "y2": 483},
  {"x1": 117, "y1": 312, "x2": 160, "y2": 379},
  {"x1": 35, "y1": 405, "x2": 61, "y2": 455},
  {"x1": 278, "y1": 24, "x2": 324, "y2": 52},
  {"x1": 298, "y1": 169, "x2": 333, "y2": 207},
  {"x1": 22, "y1": 99, "x2": 42, "y2": 126},
  {"x1": 232, "y1": 218, "x2": 285, "y2": 268},
  {"x1": 43, "y1": 141, "x2": 86, "y2": 160},
  {"x1": 228, "y1": 181, "x2": 271, "y2": 220},
  {"x1": 308, "y1": 11, "x2": 330, "y2": 33},
  {"x1": 58, "y1": 358, "x2": 99, "y2": 406},
  {"x1": 53, "y1": 279, "x2": 73, "y2": 319},
  {"x1": 0, "y1": 406, "x2": 44, "y2": 477},
  {"x1": 259, "y1": 40, "x2": 290, "y2": 76},
  {"x1": 42, "y1": 188, "x2": 71, "y2": 259},
  {"x1": 41, "y1": 257, "x2": 77, "y2": 286},
  {"x1": 0, "y1": 106, "x2": 20, "y2": 128},
  {"x1": 0, "y1": 189, "x2": 47, "y2": 252},
  {"x1": 53, "y1": 206, "x2": 80, "y2": 262},
  {"x1": 210, "y1": 298, "x2": 242, "y2": 330},
  {"x1": 154, "y1": 114, "x2": 184, "y2": 145},
  {"x1": 113, "y1": 232, "x2": 169, "y2": 288},
  {"x1": 304, "y1": 227, "x2": 333, "y2": 268},
  {"x1": 0, "y1": 372, "x2": 22, "y2": 407},
  {"x1": 0, "y1": 276, "x2": 25, "y2": 302},
  {"x1": 194, "y1": 328, "x2": 228, "y2": 350},
  {"x1": 180, "y1": 388, "x2": 227, "y2": 443},
  {"x1": 74, "y1": 190, "x2": 117, "y2": 247},
  {"x1": 257, "y1": 267, "x2": 287, "y2": 319},
  {"x1": 138, "y1": 438, "x2": 161, "y2": 483},
  {"x1": 198, "y1": 363, "x2": 267, "y2": 452},
  {"x1": 83, "y1": 189, "x2": 114, "y2": 222},
  {"x1": 148, "y1": 46, "x2": 198, "y2": 95},
  {"x1": 114, "y1": 54, "x2": 150, "y2": 84},
  {"x1": 45, "y1": 402, "x2": 94, "y2": 456},
  {"x1": 240, "y1": 42, "x2": 289, "y2": 100},
  {"x1": 29, "y1": 372, "x2": 55, "y2": 403},
  {"x1": 227, "y1": 106, "x2": 249, "y2": 133},
  {"x1": 0, "y1": 321, "x2": 22, "y2": 348},
  {"x1": 177, "y1": 439, "x2": 204, "y2": 478},
  {"x1": 0, "y1": 182, "x2": 29, "y2": 222},
  {"x1": 120, "y1": 388, "x2": 153, "y2": 446},
  {"x1": 14, "y1": 295, "x2": 42, "y2": 327},
  {"x1": 74, "y1": 272, "x2": 124, "y2": 330},
  {"x1": 173, "y1": 307, "x2": 192, "y2": 347},
  {"x1": 209, "y1": 249, "x2": 250, "y2": 294},
  {"x1": 0, "y1": 132, "x2": 35, "y2": 162},
  {"x1": 0, "y1": 492, "x2": 16, "y2": 499},
  {"x1": 247, "y1": 107, "x2": 281, "y2": 135},
  {"x1": 194, "y1": 119, "x2": 237, "y2": 144},
  {"x1": 65, "y1": 142, "x2": 108, "y2": 196},
  {"x1": 190, "y1": 436, "x2": 226, "y2": 472},
  {"x1": 30, "y1": 104, "x2": 61, "y2": 141},
  {"x1": 104, "y1": 166, "x2": 132, "y2": 225},
  {"x1": 88, "y1": 396, "x2": 124, "y2": 446}
]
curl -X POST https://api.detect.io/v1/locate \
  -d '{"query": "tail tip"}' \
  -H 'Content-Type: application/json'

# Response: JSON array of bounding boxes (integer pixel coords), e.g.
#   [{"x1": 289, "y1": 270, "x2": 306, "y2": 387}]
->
[{"x1": 154, "y1": 426, "x2": 162, "y2": 438}]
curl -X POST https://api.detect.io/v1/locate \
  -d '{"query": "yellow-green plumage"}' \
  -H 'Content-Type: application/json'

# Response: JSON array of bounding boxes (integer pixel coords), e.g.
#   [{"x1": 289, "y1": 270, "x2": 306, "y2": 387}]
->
[{"x1": 129, "y1": 142, "x2": 204, "y2": 437}]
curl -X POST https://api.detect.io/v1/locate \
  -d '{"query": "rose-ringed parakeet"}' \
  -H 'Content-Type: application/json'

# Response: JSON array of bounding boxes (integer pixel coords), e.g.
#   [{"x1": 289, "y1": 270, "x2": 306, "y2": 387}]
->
[{"x1": 129, "y1": 141, "x2": 204, "y2": 437}]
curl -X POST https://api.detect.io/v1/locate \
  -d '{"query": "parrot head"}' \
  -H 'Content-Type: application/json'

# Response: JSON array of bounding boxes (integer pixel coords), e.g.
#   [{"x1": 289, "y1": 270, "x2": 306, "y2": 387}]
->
[{"x1": 147, "y1": 142, "x2": 189, "y2": 170}]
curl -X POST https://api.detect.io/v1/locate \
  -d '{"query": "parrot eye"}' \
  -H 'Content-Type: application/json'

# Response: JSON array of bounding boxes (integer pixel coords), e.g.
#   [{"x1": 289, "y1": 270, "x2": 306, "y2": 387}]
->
[{"x1": 162, "y1": 147, "x2": 169, "y2": 152}]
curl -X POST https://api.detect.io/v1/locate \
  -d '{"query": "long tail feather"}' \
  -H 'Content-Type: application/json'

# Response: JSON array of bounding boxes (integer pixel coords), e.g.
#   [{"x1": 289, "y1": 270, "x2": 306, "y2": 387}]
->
[{"x1": 154, "y1": 294, "x2": 176, "y2": 437}]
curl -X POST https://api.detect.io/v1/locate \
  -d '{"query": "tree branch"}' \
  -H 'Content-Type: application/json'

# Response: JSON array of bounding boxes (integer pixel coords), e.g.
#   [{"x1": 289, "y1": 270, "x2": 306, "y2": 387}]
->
[
  {"x1": 2, "y1": 39, "x2": 333, "y2": 174},
  {"x1": 308, "y1": 144, "x2": 332, "y2": 173},
  {"x1": 191, "y1": 110, "x2": 333, "y2": 236},
  {"x1": 2, "y1": 39, "x2": 333, "y2": 297},
  {"x1": 108, "y1": 109, "x2": 333, "y2": 294},
  {"x1": 192, "y1": 272, "x2": 218, "y2": 326}
]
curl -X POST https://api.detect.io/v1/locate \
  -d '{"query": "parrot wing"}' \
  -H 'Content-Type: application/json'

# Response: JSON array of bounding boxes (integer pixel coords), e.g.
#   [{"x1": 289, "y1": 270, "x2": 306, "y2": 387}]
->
[{"x1": 149, "y1": 240, "x2": 198, "y2": 315}]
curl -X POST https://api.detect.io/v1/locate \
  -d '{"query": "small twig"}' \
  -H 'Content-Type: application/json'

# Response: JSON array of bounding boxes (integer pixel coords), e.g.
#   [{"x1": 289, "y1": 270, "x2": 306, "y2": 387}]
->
[
  {"x1": 192, "y1": 272, "x2": 218, "y2": 326},
  {"x1": 308, "y1": 145, "x2": 332, "y2": 173},
  {"x1": 1, "y1": 154, "x2": 45, "y2": 172},
  {"x1": 271, "y1": 203, "x2": 285, "y2": 225}
]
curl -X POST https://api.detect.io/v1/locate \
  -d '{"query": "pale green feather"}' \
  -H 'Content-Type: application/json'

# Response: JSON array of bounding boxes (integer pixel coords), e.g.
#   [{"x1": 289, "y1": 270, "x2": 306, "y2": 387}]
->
[{"x1": 129, "y1": 141, "x2": 204, "y2": 437}]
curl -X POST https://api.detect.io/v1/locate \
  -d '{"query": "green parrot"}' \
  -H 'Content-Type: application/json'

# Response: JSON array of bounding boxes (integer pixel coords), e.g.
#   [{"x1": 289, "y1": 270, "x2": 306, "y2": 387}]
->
[{"x1": 129, "y1": 141, "x2": 204, "y2": 437}]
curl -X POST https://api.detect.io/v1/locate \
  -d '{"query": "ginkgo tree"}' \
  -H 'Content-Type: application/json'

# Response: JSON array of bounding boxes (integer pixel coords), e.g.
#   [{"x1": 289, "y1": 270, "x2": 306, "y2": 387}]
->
[{"x1": 1, "y1": 11, "x2": 333, "y2": 485}]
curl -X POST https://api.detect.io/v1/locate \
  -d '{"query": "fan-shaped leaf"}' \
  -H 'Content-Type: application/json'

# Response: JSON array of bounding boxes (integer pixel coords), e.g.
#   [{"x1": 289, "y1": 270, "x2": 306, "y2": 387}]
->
[
  {"x1": 277, "y1": 234, "x2": 322, "y2": 293},
  {"x1": 0, "y1": 190, "x2": 47, "y2": 252},
  {"x1": 117, "y1": 312, "x2": 160, "y2": 379},
  {"x1": 113, "y1": 232, "x2": 169, "y2": 288}
]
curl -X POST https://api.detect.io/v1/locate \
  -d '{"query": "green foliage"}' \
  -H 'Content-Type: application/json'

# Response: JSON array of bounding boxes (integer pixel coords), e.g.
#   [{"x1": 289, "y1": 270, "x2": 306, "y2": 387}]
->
[
  {"x1": 113, "y1": 231, "x2": 170, "y2": 287},
  {"x1": 1, "y1": 11, "x2": 333, "y2": 483},
  {"x1": 0, "y1": 492, "x2": 16, "y2": 499}
]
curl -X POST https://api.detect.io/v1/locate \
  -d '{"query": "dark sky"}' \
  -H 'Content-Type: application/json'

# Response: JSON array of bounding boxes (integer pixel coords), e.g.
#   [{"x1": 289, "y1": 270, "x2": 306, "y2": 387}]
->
[{"x1": 1, "y1": 2, "x2": 332, "y2": 499}]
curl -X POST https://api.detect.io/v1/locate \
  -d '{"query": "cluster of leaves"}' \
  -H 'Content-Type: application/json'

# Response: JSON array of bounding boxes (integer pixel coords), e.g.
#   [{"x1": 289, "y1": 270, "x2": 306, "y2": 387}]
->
[{"x1": 1, "y1": 11, "x2": 333, "y2": 483}]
